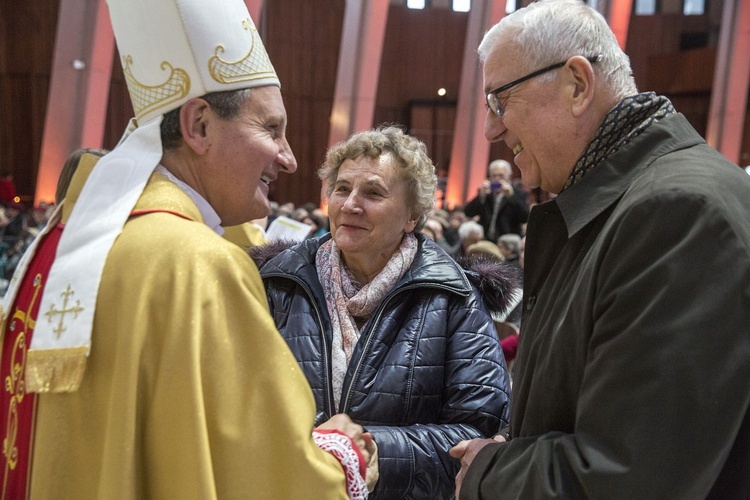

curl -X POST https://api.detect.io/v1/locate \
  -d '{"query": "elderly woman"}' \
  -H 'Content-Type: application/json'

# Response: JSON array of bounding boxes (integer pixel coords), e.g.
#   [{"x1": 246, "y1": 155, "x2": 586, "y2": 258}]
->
[{"x1": 253, "y1": 126, "x2": 516, "y2": 499}]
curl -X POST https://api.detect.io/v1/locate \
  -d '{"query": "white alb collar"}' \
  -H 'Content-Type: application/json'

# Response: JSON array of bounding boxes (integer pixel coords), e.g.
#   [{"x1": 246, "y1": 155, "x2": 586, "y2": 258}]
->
[{"x1": 155, "y1": 165, "x2": 224, "y2": 236}]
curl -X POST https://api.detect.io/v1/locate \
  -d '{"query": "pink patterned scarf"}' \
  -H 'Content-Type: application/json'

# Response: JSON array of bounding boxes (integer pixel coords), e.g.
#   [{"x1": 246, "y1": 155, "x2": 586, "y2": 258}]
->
[{"x1": 316, "y1": 233, "x2": 418, "y2": 411}]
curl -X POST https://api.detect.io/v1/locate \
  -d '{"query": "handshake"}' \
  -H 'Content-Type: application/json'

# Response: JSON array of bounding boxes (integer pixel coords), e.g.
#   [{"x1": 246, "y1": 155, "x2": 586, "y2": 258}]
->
[{"x1": 316, "y1": 414, "x2": 379, "y2": 494}]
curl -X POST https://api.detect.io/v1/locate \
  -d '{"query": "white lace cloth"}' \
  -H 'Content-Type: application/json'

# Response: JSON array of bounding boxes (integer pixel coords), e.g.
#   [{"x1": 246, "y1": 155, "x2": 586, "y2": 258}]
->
[{"x1": 312, "y1": 430, "x2": 368, "y2": 499}]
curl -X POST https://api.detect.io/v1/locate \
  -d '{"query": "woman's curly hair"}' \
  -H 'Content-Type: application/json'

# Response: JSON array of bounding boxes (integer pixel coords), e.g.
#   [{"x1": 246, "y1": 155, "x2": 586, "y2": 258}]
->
[{"x1": 319, "y1": 125, "x2": 437, "y2": 231}]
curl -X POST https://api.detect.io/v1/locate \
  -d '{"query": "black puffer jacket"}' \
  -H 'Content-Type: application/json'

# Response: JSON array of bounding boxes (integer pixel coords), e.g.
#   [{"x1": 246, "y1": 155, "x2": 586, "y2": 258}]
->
[{"x1": 253, "y1": 233, "x2": 516, "y2": 499}]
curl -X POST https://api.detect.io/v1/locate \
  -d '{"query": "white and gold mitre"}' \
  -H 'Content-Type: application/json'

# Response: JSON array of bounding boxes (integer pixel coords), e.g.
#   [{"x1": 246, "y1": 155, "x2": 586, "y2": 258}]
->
[
  {"x1": 108, "y1": 0, "x2": 279, "y2": 124},
  {"x1": 0, "y1": 0, "x2": 280, "y2": 394}
]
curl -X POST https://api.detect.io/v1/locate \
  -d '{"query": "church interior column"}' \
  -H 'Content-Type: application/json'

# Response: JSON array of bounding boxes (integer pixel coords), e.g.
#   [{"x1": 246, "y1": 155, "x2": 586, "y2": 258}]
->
[
  {"x1": 706, "y1": 0, "x2": 750, "y2": 165},
  {"x1": 244, "y1": 0, "x2": 264, "y2": 25},
  {"x1": 327, "y1": 0, "x2": 389, "y2": 148},
  {"x1": 607, "y1": 0, "x2": 634, "y2": 49},
  {"x1": 35, "y1": 0, "x2": 114, "y2": 205},
  {"x1": 444, "y1": 0, "x2": 505, "y2": 209}
]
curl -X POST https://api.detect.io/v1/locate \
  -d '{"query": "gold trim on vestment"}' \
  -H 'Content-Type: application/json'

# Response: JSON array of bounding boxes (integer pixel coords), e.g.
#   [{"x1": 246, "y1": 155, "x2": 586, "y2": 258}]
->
[
  {"x1": 208, "y1": 19, "x2": 277, "y2": 84},
  {"x1": 25, "y1": 347, "x2": 87, "y2": 393},
  {"x1": 122, "y1": 55, "x2": 191, "y2": 120},
  {"x1": 3, "y1": 274, "x2": 41, "y2": 477}
]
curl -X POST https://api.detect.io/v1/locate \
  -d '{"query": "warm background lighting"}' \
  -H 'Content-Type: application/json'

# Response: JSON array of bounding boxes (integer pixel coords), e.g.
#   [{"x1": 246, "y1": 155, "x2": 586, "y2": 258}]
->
[
  {"x1": 453, "y1": 0, "x2": 471, "y2": 12},
  {"x1": 437, "y1": 87, "x2": 447, "y2": 96}
]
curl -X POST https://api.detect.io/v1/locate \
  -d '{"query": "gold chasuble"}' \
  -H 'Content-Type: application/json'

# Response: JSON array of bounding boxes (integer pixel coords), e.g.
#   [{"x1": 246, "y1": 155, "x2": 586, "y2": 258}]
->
[
  {"x1": 1, "y1": 0, "x2": 362, "y2": 496},
  {"x1": 0, "y1": 222, "x2": 63, "y2": 498},
  {"x1": 0, "y1": 170, "x2": 351, "y2": 499}
]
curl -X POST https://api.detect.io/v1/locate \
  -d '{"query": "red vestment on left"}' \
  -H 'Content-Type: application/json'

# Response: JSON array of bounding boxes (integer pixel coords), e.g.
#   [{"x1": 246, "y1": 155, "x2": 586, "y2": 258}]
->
[{"x1": 0, "y1": 223, "x2": 63, "y2": 499}]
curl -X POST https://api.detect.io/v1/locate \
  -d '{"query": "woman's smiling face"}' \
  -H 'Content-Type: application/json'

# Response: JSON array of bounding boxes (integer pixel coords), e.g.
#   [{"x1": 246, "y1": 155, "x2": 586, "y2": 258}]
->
[{"x1": 327, "y1": 154, "x2": 417, "y2": 274}]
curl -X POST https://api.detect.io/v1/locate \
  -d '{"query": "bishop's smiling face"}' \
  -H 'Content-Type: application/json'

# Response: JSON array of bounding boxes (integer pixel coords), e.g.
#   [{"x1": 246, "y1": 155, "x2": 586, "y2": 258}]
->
[{"x1": 201, "y1": 86, "x2": 297, "y2": 225}]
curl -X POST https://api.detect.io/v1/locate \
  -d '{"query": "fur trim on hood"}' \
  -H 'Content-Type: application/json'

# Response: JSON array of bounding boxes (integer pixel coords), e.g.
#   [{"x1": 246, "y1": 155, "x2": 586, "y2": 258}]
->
[
  {"x1": 455, "y1": 253, "x2": 522, "y2": 319},
  {"x1": 247, "y1": 239, "x2": 298, "y2": 269}
]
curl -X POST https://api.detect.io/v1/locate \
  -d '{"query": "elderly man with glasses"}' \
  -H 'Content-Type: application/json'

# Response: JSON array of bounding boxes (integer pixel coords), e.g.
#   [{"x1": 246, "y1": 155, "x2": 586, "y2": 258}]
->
[{"x1": 451, "y1": 0, "x2": 750, "y2": 498}]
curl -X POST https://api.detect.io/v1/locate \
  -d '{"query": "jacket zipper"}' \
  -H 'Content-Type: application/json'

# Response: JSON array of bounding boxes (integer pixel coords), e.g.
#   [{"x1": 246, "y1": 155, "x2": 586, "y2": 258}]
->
[
  {"x1": 263, "y1": 273, "x2": 336, "y2": 418},
  {"x1": 338, "y1": 283, "x2": 460, "y2": 414}
]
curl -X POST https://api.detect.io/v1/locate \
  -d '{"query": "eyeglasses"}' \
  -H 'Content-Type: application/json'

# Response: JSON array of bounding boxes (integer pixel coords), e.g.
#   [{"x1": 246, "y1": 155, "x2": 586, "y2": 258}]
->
[{"x1": 485, "y1": 55, "x2": 602, "y2": 118}]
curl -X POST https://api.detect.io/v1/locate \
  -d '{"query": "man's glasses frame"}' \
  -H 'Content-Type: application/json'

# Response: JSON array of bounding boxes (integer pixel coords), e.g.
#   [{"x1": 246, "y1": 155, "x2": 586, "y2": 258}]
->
[{"x1": 485, "y1": 55, "x2": 602, "y2": 118}]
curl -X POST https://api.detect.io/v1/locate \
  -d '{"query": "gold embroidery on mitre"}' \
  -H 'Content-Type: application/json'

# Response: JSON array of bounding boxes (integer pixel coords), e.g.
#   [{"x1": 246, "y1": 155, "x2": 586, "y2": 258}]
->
[
  {"x1": 208, "y1": 19, "x2": 277, "y2": 84},
  {"x1": 122, "y1": 55, "x2": 191, "y2": 120}
]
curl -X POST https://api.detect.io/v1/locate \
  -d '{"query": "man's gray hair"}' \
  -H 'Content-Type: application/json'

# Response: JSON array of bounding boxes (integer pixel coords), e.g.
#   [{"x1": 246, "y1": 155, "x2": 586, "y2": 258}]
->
[
  {"x1": 498, "y1": 233, "x2": 522, "y2": 252},
  {"x1": 478, "y1": 0, "x2": 637, "y2": 99},
  {"x1": 489, "y1": 159, "x2": 512, "y2": 177},
  {"x1": 458, "y1": 220, "x2": 484, "y2": 241}
]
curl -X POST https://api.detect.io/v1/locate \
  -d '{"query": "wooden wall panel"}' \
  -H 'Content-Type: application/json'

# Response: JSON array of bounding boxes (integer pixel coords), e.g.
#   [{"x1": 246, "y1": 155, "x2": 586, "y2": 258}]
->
[
  {"x1": 647, "y1": 47, "x2": 716, "y2": 94},
  {"x1": 375, "y1": 6, "x2": 468, "y2": 130},
  {"x1": 626, "y1": 13, "x2": 715, "y2": 90},
  {"x1": 409, "y1": 102, "x2": 457, "y2": 178},
  {"x1": 264, "y1": 0, "x2": 345, "y2": 207},
  {"x1": 627, "y1": 13, "x2": 717, "y2": 137},
  {"x1": 3, "y1": 0, "x2": 748, "y2": 205},
  {"x1": 0, "y1": 0, "x2": 59, "y2": 203}
]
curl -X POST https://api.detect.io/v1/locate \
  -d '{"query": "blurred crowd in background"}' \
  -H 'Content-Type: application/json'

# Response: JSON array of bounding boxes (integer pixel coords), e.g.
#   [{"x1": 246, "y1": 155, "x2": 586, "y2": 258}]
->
[{"x1": 0, "y1": 175, "x2": 55, "y2": 295}]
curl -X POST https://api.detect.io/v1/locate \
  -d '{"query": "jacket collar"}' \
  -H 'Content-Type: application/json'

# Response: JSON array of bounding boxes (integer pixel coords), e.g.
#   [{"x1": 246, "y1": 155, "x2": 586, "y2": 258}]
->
[
  {"x1": 554, "y1": 113, "x2": 705, "y2": 238},
  {"x1": 260, "y1": 232, "x2": 472, "y2": 295}
]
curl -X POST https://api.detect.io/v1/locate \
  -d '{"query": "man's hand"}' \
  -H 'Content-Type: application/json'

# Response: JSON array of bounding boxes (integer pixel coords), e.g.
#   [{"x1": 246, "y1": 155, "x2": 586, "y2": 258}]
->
[
  {"x1": 479, "y1": 179, "x2": 493, "y2": 199},
  {"x1": 495, "y1": 179, "x2": 514, "y2": 197},
  {"x1": 480, "y1": 179, "x2": 515, "y2": 200},
  {"x1": 450, "y1": 435, "x2": 506, "y2": 499}
]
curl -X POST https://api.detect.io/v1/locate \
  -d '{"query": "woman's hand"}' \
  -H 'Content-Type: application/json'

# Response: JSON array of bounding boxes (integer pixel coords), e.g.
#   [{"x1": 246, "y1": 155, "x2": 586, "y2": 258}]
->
[
  {"x1": 317, "y1": 413, "x2": 379, "y2": 491},
  {"x1": 317, "y1": 414, "x2": 368, "y2": 459}
]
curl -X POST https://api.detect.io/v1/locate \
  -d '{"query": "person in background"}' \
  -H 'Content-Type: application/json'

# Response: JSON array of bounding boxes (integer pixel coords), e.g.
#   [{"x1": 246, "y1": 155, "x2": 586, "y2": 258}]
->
[
  {"x1": 309, "y1": 208, "x2": 330, "y2": 238},
  {"x1": 0, "y1": 173, "x2": 18, "y2": 206},
  {"x1": 55, "y1": 148, "x2": 109, "y2": 205},
  {"x1": 29, "y1": 203, "x2": 55, "y2": 233},
  {"x1": 456, "y1": 219, "x2": 485, "y2": 258},
  {"x1": 451, "y1": 0, "x2": 750, "y2": 498},
  {"x1": 0, "y1": 1, "x2": 375, "y2": 497},
  {"x1": 252, "y1": 125, "x2": 515, "y2": 499},
  {"x1": 464, "y1": 159, "x2": 528, "y2": 240},
  {"x1": 444, "y1": 209, "x2": 466, "y2": 249},
  {"x1": 496, "y1": 233, "x2": 522, "y2": 266},
  {"x1": 422, "y1": 216, "x2": 456, "y2": 254},
  {"x1": 465, "y1": 239, "x2": 504, "y2": 261},
  {"x1": 0, "y1": 201, "x2": 34, "y2": 287}
]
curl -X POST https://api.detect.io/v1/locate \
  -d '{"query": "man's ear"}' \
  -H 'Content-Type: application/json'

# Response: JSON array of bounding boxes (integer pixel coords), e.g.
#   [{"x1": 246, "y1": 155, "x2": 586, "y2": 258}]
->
[
  {"x1": 179, "y1": 97, "x2": 211, "y2": 155},
  {"x1": 566, "y1": 56, "x2": 596, "y2": 117}
]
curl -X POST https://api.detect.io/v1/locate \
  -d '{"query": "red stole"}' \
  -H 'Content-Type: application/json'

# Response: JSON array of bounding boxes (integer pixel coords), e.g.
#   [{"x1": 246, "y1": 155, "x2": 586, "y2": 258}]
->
[{"x1": 0, "y1": 223, "x2": 63, "y2": 499}]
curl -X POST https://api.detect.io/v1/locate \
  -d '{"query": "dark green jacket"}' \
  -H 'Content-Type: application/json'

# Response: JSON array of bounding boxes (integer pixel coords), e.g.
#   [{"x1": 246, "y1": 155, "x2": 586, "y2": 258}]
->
[{"x1": 464, "y1": 113, "x2": 750, "y2": 499}]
